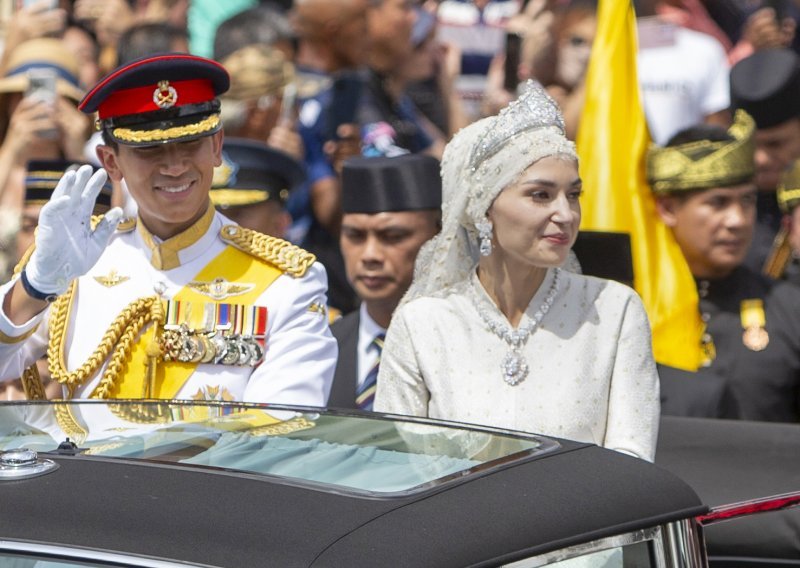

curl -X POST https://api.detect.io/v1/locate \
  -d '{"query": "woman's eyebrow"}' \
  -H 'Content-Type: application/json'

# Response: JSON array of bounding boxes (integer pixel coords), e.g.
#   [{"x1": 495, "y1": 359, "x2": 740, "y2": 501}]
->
[{"x1": 519, "y1": 178, "x2": 583, "y2": 187}]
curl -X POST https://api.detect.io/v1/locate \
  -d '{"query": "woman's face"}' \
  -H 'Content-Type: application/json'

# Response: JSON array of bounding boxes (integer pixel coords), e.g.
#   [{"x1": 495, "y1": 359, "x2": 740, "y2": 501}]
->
[{"x1": 487, "y1": 155, "x2": 581, "y2": 269}]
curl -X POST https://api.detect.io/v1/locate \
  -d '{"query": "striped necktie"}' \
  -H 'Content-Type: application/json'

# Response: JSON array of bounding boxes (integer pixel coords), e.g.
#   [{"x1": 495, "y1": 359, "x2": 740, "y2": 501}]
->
[{"x1": 356, "y1": 333, "x2": 384, "y2": 411}]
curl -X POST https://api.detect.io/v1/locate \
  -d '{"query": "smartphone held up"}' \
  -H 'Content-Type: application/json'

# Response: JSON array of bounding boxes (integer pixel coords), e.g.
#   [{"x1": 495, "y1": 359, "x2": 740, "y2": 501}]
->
[{"x1": 25, "y1": 68, "x2": 59, "y2": 139}]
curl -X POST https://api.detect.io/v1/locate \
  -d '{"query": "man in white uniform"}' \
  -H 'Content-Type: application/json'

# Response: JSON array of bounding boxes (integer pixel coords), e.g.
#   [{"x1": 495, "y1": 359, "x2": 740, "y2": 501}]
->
[{"x1": 0, "y1": 54, "x2": 337, "y2": 407}]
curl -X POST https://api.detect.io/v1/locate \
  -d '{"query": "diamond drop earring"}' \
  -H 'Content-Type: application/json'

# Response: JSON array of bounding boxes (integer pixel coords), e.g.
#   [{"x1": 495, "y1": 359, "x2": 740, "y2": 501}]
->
[{"x1": 476, "y1": 218, "x2": 493, "y2": 256}]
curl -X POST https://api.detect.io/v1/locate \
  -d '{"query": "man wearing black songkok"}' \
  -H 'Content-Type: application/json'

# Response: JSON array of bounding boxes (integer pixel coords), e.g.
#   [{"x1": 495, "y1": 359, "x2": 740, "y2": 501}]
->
[
  {"x1": 328, "y1": 154, "x2": 441, "y2": 411},
  {"x1": 730, "y1": 48, "x2": 800, "y2": 275}
]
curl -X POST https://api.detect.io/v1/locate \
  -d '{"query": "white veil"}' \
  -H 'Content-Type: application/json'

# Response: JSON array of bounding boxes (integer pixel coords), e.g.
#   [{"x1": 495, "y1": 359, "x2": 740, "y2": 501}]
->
[{"x1": 401, "y1": 82, "x2": 578, "y2": 306}]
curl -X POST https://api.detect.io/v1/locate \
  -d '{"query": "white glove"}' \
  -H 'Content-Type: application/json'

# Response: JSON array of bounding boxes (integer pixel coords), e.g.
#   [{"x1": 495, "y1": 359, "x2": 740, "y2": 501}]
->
[{"x1": 24, "y1": 165, "x2": 123, "y2": 297}]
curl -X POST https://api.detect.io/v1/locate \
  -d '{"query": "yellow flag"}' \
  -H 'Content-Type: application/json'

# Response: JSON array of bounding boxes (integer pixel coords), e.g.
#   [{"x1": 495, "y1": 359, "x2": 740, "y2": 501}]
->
[{"x1": 576, "y1": 0, "x2": 703, "y2": 370}]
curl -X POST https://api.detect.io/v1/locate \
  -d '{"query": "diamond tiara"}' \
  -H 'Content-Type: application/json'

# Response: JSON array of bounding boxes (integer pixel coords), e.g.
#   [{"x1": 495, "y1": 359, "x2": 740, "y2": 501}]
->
[{"x1": 468, "y1": 81, "x2": 567, "y2": 171}]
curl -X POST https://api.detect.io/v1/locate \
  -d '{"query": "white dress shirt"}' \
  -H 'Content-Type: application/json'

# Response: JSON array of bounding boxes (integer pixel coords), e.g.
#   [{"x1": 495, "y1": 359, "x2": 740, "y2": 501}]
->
[{"x1": 356, "y1": 303, "x2": 387, "y2": 391}]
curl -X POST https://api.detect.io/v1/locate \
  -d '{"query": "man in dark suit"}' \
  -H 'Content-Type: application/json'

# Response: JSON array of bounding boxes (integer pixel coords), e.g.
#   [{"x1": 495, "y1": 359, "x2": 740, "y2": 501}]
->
[{"x1": 328, "y1": 154, "x2": 441, "y2": 410}]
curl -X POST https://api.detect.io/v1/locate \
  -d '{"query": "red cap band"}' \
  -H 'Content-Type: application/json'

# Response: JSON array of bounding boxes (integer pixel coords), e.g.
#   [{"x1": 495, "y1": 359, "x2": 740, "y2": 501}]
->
[{"x1": 97, "y1": 79, "x2": 216, "y2": 120}]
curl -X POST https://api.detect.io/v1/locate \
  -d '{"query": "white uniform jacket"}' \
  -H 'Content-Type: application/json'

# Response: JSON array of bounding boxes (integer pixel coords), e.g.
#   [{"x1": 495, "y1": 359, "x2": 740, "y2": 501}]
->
[{"x1": 0, "y1": 210, "x2": 337, "y2": 406}]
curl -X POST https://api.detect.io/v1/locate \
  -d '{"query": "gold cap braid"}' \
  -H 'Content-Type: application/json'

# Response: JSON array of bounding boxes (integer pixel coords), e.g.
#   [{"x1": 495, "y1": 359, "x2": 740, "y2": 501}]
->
[{"x1": 647, "y1": 110, "x2": 756, "y2": 194}]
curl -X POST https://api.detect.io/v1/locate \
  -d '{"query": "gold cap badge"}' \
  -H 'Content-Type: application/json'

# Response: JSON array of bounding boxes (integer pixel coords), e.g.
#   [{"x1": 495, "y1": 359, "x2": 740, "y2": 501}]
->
[{"x1": 153, "y1": 80, "x2": 178, "y2": 109}]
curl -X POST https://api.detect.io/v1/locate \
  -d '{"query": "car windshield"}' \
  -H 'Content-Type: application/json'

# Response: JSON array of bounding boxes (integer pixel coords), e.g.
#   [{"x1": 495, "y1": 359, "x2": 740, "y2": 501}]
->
[{"x1": 0, "y1": 401, "x2": 558, "y2": 495}]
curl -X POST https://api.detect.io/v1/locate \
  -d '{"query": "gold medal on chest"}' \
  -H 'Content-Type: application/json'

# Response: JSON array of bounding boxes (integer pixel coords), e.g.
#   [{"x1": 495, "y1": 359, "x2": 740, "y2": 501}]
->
[
  {"x1": 742, "y1": 326, "x2": 769, "y2": 351},
  {"x1": 740, "y1": 299, "x2": 769, "y2": 351}
]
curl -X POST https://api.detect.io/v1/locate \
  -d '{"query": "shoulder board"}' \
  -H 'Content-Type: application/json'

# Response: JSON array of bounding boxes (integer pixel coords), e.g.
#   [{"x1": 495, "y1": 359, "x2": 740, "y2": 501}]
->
[{"x1": 220, "y1": 225, "x2": 316, "y2": 278}]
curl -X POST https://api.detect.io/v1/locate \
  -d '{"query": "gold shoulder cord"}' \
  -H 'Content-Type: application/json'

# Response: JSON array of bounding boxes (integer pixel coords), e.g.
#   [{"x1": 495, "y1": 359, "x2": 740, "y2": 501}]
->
[
  {"x1": 47, "y1": 281, "x2": 164, "y2": 399},
  {"x1": 20, "y1": 364, "x2": 46, "y2": 400},
  {"x1": 220, "y1": 225, "x2": 316, "y2": 278},
  {"x1": 53, "y1": 403, "x2": 88, "y2": 444},
  {"x1": 107, "y1": 402, "x2": 172, "y2": 424},
  {"x1": 14, "y1": 215, "x2": 162, "y2": 400},
  {"x1": 13, "y1": 246, "x2": 33, "y2": 277}
]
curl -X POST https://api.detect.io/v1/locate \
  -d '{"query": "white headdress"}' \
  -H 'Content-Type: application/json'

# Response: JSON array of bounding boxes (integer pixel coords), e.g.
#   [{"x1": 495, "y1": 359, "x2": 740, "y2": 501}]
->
[{"x1": 401, "y1": 81, "x2": 578, "y2": 305}]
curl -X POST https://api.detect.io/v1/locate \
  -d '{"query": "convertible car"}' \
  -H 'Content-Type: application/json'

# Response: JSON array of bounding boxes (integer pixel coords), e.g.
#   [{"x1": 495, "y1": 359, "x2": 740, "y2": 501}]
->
[{"x1": 0, "y1": 400, "x2": 796, "y2": 567}]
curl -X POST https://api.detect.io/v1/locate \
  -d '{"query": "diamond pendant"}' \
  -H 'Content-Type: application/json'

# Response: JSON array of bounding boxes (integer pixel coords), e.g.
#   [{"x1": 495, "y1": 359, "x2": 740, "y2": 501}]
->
[{"x1": 501, "y1": 350, "x2": 528, "y2": 386}]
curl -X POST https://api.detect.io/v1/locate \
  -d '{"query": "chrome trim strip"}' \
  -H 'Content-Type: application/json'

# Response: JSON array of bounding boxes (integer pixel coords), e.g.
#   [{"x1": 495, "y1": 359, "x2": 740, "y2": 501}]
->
[
  {"x1": 662, "y1": 519, "x2": 707, "y2": 568},
  {"x1": 0, "y1": 540, "x2": 214, "y2": 567},
  {"x1": 503, "y1": 526, "x2": 662, "y2": 567}
]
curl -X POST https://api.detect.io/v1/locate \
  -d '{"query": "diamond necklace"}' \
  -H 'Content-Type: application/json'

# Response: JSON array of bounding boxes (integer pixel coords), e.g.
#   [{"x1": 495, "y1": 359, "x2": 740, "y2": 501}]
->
[{"x1": 470, "y1": 268, "x2": 561, "y2": 386}]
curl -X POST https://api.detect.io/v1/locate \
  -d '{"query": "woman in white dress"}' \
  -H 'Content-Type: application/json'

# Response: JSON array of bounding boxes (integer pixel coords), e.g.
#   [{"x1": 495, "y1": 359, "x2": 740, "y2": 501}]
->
[{"x1": 374, "y1": 82, "x2": 660, "y2": 461}]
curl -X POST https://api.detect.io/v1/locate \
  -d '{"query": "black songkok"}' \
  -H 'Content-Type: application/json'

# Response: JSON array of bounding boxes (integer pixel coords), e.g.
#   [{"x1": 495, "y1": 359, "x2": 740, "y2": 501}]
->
[
  {"x1": 730, "y1": 48, "x2": 800, "y2": 129},
  {"x1": 341, "y1": 154, "x2": 442, "y2": 214}
]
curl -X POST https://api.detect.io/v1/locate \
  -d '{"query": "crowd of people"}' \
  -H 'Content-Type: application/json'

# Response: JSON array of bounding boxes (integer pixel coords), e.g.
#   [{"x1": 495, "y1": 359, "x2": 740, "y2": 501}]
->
[{"x1": 0, "y1": 0, "x2": 797, "y2": 462}]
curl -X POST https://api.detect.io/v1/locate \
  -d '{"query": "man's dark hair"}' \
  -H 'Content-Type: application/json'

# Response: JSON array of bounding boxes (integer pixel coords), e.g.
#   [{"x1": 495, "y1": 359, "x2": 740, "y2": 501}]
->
[
  {"x1": 117, "y1": 23, "x2": 189, "y2": 66},
  {"x1": 666, "y1": 124, "x2": 734, "y2": 147},
  {"x1": 213, "y1": 3, "x2": 294, "y2": 62},
  {"x1": 100, "y1": 129, "x2": 118, "y2": 151}
]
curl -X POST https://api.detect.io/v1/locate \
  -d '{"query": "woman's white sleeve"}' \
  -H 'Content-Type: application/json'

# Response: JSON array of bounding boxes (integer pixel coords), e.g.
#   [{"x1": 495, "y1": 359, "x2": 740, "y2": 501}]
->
[
  {"x1": 603, "y1": 292, "x2": 661, "y2": 462},
  {"x1": 374, "y1": 306, "x2": 430, "y2": 417}
]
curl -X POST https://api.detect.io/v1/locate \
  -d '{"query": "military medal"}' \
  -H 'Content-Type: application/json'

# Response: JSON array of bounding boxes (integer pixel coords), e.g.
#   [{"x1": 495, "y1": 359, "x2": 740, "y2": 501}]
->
[
  {"x1": 740, "y1": 299, "x2": 769, "y2": 351},
  {"x1": 160, "y1": 300, "x2": 268, "y2": 367}
]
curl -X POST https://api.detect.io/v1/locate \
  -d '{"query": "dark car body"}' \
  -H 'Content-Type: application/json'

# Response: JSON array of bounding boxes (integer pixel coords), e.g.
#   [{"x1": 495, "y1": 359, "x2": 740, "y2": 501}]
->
[
  {"x1": 0, "y1": 401, "x2": 796, "y2": 567},
  {"x1": 656, "y1": 416, "x2": 800, "y2": 567}
]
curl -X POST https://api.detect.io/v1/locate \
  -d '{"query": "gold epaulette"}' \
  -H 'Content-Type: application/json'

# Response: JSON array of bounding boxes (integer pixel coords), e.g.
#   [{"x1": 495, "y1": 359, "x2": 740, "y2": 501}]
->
[
  {"x1": 21, "y1": 364, "x2": 46, "y2": 400},
  {"x1": 13, "y1": 215, "x2": 133, "y2": 276},
  {"x1": 219, "y1": 225, "x2": 316, "y2": 278}
]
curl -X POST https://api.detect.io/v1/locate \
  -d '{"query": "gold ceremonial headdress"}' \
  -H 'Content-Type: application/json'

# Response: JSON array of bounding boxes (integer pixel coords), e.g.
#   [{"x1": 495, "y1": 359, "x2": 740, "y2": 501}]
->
[
  {"x1": 646, "y1": 110, "x2": 756, "y2": 194},
  {"x1": 778, "y1": 159, "x2": 800, "y2": 213},
  {"x1": 221, "y1": 44, "x2": 294, "y2": 101}
]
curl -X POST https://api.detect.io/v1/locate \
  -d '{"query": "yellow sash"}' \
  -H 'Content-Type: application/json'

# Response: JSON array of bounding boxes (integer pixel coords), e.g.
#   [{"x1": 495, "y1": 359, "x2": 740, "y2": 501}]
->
[{"x1": 109, "y1": 246, "x2": 283, "y2": 399}]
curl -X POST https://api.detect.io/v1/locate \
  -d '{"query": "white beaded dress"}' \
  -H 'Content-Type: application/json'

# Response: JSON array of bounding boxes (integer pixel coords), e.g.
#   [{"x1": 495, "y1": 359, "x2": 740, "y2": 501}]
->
[{"x1": 374, "y1": 268, "x2": 660, "y2": 462}]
